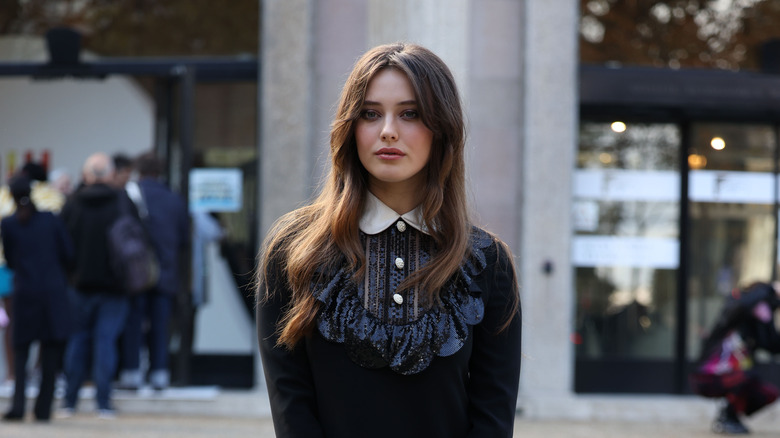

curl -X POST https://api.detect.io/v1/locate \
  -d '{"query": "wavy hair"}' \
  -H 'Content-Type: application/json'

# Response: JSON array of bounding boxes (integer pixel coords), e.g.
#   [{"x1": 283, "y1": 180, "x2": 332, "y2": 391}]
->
[{"x1": 257, "y1": 43, "x2": 502, "y2": 348}]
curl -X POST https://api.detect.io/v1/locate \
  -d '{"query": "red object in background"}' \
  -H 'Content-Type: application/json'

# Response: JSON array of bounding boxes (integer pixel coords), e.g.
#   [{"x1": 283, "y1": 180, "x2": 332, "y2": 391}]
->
[
  {"x1": 24, "y1": 150, "x2": 32, "y2": 163},
  {"x1": 41, "y1": 150, "x2": 50, "y2": 171}
]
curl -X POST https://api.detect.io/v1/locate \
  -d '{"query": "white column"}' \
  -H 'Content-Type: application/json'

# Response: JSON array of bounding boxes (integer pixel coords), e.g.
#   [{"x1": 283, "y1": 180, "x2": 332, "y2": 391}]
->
[
  {"x1": 259, "y1": 0, "x2": 315, "y2": 237},
  {"x1": 518, "y1": 0, "x2": 579, "y2": 414},
  {"x1": 366, "y1": 0, "x2": 470, "y2": 95},
  {"x1": 257, "y1": 0, "x2": 316, "y2": 388}
]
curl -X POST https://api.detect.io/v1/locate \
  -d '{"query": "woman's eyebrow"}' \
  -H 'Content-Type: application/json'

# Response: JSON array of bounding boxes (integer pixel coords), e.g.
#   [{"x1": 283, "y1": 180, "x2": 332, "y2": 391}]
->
[{"x1": 362, "y1": 99, "x2": 418, "y2": 106}]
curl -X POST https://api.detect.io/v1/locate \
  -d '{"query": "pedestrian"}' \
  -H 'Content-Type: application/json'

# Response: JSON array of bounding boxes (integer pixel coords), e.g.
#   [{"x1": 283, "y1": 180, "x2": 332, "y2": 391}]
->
[
  {"x1": 255, "y1": 42, "x2": 522, "y2": 438},
  {"x1": 0, "y1": 162, "x2": 65, "y2": 391},
  {"x1": 58, "y1": 152, "x2": 131, "y2": 418},
  {"x1": 690, "y1": 281, "x2": 780, "y2": 435},
  {"x1": 1, "y1": 174, "x2": 74, "y2": 422},
  {"x1": 117, "y1": 151, "x2": 189, "y2": 391},
  {"x1": 112, "y1": 151, "x2": 144, "y2": 390},
  {"x1": 112, "y1": 153, "x2": 134, "y2": 189}
]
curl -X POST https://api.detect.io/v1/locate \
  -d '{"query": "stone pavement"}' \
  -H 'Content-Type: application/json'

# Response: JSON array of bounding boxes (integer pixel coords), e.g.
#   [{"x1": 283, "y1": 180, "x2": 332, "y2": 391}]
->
[
  {"x1": 1, "y1": 413, "x2": 780, "y2": 438},
  {"x1": 2, "y1": 386, "x2": 780, "y2": 437}
]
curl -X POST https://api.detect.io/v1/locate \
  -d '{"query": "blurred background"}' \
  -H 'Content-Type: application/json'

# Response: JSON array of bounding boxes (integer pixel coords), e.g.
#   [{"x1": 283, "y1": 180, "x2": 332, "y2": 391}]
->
[{"x1": 1, "y1": 0, "x2": 780, "y2": 422}]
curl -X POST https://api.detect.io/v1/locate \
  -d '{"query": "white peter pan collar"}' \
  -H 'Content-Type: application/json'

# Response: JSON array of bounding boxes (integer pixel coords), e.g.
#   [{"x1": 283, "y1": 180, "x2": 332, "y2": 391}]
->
[{"x1": 359, "y1": 191, "x2": 429, "y2": 235}]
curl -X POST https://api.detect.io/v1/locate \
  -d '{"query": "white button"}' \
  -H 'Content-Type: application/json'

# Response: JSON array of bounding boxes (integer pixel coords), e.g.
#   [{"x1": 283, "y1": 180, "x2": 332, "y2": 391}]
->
[
  {"x1": 396, "y1": 221, "x2": 407, "y2": 232},
  {"x1": 395, "y1": 257, "x2": 404, "y2": 269},
  {"x1": 393, "y1": 293, "x2": 404, "y2": 305}
]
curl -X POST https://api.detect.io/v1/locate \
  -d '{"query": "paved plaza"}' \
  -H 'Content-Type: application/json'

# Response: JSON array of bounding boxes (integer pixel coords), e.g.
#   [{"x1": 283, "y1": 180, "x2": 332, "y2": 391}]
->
[
  {"x1": 1, "y1": 385, "x2": 779, "y2": 437},
  {"x1": 2, "y1": 413, "x2": 780, "y2": 438}
]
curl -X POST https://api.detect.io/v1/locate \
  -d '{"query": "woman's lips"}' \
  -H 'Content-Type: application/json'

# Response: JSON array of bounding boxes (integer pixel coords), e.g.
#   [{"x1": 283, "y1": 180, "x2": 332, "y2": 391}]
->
[{"x1": 376, "y1": 148, "x2": 404, "y2": 159}]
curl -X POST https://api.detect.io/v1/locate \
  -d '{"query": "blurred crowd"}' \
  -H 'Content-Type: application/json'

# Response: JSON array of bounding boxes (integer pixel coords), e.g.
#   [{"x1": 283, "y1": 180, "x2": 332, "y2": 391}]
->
[{"x1": 0, "y1": 151, "x2": 190, "y2": 422}]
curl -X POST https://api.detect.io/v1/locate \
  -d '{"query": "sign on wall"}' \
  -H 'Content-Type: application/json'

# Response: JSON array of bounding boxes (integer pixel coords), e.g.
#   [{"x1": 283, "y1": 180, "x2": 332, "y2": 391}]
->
[{"x1": 189, "y1": 168, "x2": 243, "y2": 212}]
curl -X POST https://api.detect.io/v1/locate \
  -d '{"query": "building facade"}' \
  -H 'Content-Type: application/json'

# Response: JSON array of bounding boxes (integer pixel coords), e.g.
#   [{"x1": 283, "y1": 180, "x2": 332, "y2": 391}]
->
[{"x1": 5, "y1": 0, "x2": 780, "y2": 421}]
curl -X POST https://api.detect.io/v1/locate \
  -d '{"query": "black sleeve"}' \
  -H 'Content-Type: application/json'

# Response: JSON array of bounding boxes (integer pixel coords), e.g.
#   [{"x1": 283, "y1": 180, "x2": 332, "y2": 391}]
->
[
  {"x1": 466, "y1": 240, "x2": 522, "y2": 438},
  {"x1": 256, "y1": 255, "x2": 326, "y2": 438}
]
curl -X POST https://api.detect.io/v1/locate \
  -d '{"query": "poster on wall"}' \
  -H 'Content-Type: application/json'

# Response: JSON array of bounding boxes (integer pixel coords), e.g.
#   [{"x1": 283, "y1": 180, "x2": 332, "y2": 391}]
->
[{"x1": 189, "y1": 168, "x2": 243, "y2": 212}]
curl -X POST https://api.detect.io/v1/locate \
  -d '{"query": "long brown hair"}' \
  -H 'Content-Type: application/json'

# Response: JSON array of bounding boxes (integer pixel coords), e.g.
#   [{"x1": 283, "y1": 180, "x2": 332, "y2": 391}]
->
[{"x1": 257, "y1": 42, "x2": 506, "y2": 348}]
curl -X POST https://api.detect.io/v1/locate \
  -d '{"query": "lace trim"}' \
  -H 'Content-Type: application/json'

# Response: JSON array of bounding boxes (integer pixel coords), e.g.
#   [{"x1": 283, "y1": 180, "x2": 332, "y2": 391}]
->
[{"x1": 313, "y1": 227, "x2": 493, "y2": 375}]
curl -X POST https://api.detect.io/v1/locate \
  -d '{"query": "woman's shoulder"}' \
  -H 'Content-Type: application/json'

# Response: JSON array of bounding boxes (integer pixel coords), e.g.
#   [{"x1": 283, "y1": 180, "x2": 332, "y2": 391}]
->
[{"x1": 468, "y1": 225, "x2": 513, "y2": 265}]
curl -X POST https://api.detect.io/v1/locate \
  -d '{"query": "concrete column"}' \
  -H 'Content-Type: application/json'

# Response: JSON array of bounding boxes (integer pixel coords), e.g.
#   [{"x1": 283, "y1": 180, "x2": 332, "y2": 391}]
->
[
  {"x1": 257, "y1": 0, "x2": 315, "y2": 388},
  {"x1": 366, "y1": 0, "x2": 470, "y2": 94},
  {"x1": 259, "y1": 0, "x2": 315, "y2": 238},
  {"x1": 310, "y1": 0, "x2": 472, "y2": 201},
  {"x1": 517, "y1": 0, "x2": 579, "y2": 414},
  {"x1": 466, "y1": 0, "x2": 524, "y2": 250},
  {"x1": 310, "y1": 0, "x2": 369, "y2": 183}
]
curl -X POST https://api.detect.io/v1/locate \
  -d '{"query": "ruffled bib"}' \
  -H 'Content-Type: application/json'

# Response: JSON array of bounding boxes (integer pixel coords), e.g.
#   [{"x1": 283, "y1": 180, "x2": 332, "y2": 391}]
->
[{"x1": 313, "y1": 226, "x2": 493, "y2": 375}]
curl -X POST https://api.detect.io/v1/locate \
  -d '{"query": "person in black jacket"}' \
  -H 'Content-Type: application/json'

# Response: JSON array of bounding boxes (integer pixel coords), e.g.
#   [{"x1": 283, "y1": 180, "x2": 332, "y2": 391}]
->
[
  {"x1": 58, "y1": 152, "x2": 132, "y2": 419},
  {"x1": 1, "y1": 175, "x2": 73, "y2": 422},
  {"x1": 690, "y1": 282, "x2": 780, "y2": 435},
  {"x1": 255, "y1": 43, "x2": 522, "y2": 438}
]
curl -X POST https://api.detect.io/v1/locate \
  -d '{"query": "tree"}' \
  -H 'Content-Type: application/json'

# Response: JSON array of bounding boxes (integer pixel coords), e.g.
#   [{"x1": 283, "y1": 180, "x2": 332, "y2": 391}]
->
[
  {"x1": 580, "y1": 0, "x2": 780, "y2": 71},
  {"x1": 0, "y1": 0, "x2": 258, "y2": 57}
]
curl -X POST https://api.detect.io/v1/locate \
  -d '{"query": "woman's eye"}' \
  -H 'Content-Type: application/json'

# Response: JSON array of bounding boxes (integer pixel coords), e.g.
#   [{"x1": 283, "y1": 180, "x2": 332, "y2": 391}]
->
[
  {"x1": 401, "y1": 109, "x2": 419, "y2": 119},
  {"x1": 361, "y1": 109, "x2": 380, "y2": 120}
]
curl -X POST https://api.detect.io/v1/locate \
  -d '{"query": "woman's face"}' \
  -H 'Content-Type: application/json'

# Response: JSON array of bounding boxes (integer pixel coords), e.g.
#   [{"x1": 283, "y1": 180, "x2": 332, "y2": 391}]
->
[{"x1": 355, "y1": 68, "x2": 433, "y2": 198}]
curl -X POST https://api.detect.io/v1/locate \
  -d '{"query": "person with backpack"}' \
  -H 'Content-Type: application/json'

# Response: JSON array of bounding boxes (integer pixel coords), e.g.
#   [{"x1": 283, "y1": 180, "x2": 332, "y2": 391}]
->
[
  {"x1": 117, "y1": 151, "x2": 189, "y2": 391},
  {"x1": 58, "y1": 152, "x2": 136, "y2": 419}
]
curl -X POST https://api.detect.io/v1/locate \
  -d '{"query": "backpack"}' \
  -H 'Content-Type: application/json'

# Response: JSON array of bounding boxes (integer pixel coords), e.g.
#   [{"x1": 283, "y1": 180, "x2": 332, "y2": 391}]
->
[{"x1": 107, "y1": 191, "x2": 159, "y2": 294}]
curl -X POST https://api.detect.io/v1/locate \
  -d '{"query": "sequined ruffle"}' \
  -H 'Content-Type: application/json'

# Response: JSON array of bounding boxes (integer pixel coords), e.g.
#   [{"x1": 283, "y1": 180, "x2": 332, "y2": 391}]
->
[{"x1": 313, "y1": 227, "x2": 493, "y2": 375}]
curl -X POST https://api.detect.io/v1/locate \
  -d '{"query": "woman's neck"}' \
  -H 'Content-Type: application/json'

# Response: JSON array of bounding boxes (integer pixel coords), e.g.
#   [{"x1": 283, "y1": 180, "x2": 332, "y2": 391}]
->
[{"x1": 367, "y1": 184, "x2": 423, "y2": 215}]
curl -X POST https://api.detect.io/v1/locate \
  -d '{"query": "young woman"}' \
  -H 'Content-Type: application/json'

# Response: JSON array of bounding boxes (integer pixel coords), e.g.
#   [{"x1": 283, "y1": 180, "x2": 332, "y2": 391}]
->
[
  {"x1": 1, "y1": 175, "x2": 73, "y2": 422},
  {"x1": 256, "y1": 42, "x2": 522, "y2": 438}
]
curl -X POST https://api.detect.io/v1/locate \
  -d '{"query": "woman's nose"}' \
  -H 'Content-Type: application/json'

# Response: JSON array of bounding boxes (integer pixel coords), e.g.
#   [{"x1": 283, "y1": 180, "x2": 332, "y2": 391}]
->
[{"x1": 380, "y1": 121, "x2": 398, "y2": 142}]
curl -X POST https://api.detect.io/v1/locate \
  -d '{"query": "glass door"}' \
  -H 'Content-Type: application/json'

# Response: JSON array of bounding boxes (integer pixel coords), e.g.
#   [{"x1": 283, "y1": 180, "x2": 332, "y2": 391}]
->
[
  {"x1": 686, "y1": 123, "x2": 777, "y2": 369},
  {"x1": 573, "y1": 121, "x2": 681, "y2": 392}
]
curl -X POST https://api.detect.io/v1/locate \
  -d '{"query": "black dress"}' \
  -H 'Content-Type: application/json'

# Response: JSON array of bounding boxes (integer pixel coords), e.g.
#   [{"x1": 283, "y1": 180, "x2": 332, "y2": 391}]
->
[{"x1": 257, "y1": 219, "x2": 522, "y2": 438}]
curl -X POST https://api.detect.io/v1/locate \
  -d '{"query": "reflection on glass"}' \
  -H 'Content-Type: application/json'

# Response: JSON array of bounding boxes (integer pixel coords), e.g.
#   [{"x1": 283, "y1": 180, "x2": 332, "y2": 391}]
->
[
  {"x1": 687, "y1": 123, "x2": 776, "y2": 361},
  {"x1": 574, "y1": 122, "x2": 680, "y2": 360}
]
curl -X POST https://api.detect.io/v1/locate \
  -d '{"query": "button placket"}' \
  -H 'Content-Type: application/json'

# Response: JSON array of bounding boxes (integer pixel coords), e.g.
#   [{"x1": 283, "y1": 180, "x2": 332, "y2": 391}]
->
[{"x1": 391, "y1": 221, "x2": 408, "y2": 306}]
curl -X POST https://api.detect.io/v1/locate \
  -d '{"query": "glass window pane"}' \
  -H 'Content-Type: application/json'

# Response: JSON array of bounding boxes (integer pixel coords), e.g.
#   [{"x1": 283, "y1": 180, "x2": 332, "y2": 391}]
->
[
  {"x1": 574, "y1": 121, "x2": 680, "y2": 360},
  {"x1": 687, "y1": 123, "x2": 776, "y2": 361}
]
